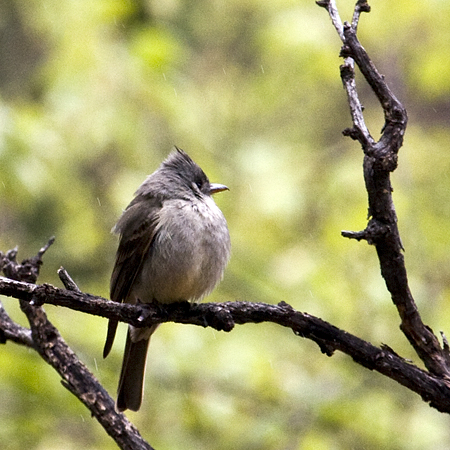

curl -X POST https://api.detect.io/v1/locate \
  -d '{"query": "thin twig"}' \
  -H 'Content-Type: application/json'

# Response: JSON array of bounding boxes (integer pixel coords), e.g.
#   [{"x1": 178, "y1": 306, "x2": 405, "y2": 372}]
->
[
  {"x1": 58, "y1": 266, "x2": 81, "y2": 292},
  {"x1": 316, "y1": 0, "x2": 344, "y2": 41},
  {"x1": 0, "y1": 300, "x2": 33, "y2": 347},
  {"x1": 351, "y1": 0, "x2": 371, "y2": 32}
]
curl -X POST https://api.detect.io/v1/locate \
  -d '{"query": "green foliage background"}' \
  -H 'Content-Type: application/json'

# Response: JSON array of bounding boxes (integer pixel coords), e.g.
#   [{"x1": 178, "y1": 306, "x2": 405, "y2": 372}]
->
[{"x1": 1, "y1": 0, "x2": 450, "y2": 448}]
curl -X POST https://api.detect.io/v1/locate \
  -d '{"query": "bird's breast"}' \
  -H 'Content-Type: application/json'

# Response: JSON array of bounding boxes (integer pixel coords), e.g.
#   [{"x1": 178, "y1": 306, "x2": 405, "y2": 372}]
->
[{"x1": 132, "y1": 197, "x2": 230, "y2": 304}]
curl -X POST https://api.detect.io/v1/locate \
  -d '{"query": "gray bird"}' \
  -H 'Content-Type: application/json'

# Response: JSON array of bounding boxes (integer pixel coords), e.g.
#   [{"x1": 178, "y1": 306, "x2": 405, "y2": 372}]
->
[{"x1": 103, "y1": 147, "x2": 231, "y2": 412}]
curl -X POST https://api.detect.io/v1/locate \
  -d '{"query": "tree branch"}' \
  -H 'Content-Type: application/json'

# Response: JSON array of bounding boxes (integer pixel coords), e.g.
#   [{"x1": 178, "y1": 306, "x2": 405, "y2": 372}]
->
[
  {"x1": 319, "y1": 1, "x2": 450, "y2": 378},
  {"x1": 0, "y1": 300, "x2": 33, "y2": 347},
  {"x1": 2, "y1": 270, "x2": 450, "y2": 413},
  {"x1": 0, "y1": 240, "x2": 153, "y2": 450}
]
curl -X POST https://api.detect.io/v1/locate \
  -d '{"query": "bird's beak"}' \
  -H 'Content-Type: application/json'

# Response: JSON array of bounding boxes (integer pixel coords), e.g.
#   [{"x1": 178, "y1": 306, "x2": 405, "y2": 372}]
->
[{"x1": 209, "y1": 183, "x2": 229, "y2": 195}]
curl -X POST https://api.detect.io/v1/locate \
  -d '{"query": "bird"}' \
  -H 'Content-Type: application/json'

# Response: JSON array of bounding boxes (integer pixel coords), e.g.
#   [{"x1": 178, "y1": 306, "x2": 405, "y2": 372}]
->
[{"x1": 103, "y1": 147, "x2": 231, "y2": 412}]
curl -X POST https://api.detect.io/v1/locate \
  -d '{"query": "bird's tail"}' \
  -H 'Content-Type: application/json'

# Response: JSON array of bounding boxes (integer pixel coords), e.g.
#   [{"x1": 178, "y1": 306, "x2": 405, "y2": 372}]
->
[{"x1": 116, "y1": 326, "x2": 158, "y2": 412}]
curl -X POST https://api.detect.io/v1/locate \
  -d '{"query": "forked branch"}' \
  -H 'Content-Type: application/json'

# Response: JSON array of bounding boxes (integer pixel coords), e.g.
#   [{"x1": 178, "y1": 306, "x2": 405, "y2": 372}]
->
[{"x1": 319, "y1": 0, "x2": 450, "y2": 378}]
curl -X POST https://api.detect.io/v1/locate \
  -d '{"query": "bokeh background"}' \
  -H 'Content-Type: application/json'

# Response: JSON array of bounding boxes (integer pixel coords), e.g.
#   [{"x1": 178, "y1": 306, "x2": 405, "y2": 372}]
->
[{"x1": 1, "y1": 0, "x2": 450, "y2": 449}]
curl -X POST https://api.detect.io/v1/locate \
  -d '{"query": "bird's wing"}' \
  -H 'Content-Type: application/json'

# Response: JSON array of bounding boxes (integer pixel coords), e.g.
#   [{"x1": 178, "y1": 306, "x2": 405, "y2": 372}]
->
[{"x1": 103, "y1": 196, "x2": 161, "y2": 358}]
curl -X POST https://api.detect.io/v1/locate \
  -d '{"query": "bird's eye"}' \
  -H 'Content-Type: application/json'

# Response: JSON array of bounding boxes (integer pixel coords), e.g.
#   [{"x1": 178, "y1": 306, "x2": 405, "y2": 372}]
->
[{"x1": 191, "y1": 180, "x2": 203, "y2": 194}]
